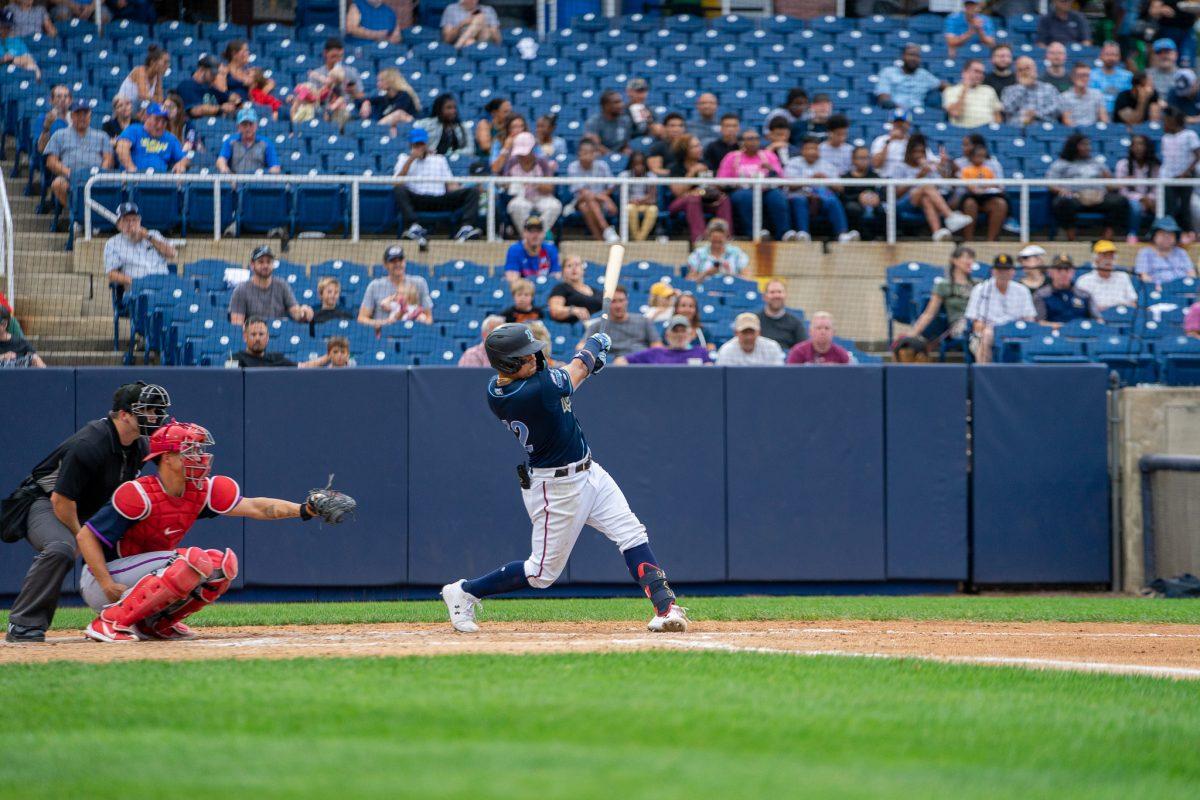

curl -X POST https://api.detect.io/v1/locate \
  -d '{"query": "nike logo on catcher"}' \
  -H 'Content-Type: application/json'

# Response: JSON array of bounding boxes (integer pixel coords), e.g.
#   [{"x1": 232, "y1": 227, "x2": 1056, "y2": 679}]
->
[{"x1": 164, "y1": 528, "x2": 181, "y2": 538}]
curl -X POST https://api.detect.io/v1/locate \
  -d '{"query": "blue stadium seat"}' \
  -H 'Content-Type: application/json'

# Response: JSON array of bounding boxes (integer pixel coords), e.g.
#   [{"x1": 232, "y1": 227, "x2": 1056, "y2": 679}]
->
[
  {"x1": 236, "y1": 185, "x2": 290, "y2": 234},
  {"x1": 1022, "y1": 334, "x2": 1088, "y2": 363},
  {"x1": 1158, "y1": 336, "x2": 1200, "y2": 385},
  {"x1": 128, "y1": 183, "x2": 183, "y2": 233},
  {"x1": 1092, "y1": 334, "x2": 1158, "y2": 385}
]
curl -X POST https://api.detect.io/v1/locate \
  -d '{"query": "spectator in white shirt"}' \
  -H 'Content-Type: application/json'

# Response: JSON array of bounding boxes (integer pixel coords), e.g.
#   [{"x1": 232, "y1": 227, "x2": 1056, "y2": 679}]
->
[
  {"x1": 870, "y1": 109, "x2": 913, "y2": 175},
  {"x1": 393, "y1": 127, "x2": 481, "y2": 244},
  {"x1": 1075, "y1": 240, "x2": 1138, "y2": 310},
  {"x1": 964, "y1": 253, "x2": 1037, "y2": 363},
  {"x1": 104, "y1": 202, "x2": 176, "y2": 294},
  {"x1": 716, "y1": 312, "x2": 785, "y2": 365}
]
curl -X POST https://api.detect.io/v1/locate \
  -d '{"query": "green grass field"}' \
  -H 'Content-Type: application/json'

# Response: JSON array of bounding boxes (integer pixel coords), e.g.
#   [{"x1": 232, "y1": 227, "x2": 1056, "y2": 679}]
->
[
  {"x1": 6, "y1": 593, "x2": 1200, "y2": 630},
  {"x1": 3, "y1": 595, "x2": 1198, "y2": 799}
]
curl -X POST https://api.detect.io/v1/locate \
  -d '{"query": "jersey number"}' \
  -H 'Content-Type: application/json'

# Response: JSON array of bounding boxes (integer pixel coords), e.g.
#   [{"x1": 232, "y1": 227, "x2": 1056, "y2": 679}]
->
[{"x1": 503, "y1": 420, "x2": 534, "y2": 453}]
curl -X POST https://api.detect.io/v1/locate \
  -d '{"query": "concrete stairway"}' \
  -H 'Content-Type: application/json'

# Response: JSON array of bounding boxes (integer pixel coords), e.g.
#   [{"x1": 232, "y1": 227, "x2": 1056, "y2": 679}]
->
[{"x1": 4, "y1": 161, "x2": 125, "y2": 366}]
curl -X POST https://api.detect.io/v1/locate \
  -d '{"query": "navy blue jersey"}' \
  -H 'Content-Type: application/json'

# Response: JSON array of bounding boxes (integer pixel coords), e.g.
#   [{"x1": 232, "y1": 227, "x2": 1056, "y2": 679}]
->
[{"x1": 487, "y1": 366, "x2": 588, "y2": 468}]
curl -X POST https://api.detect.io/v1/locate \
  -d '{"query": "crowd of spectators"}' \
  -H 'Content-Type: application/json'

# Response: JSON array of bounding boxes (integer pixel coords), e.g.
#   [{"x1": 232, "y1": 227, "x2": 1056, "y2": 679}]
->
[{"x1": 23, "y1": 0, "x2": 1200, "y2": 246}]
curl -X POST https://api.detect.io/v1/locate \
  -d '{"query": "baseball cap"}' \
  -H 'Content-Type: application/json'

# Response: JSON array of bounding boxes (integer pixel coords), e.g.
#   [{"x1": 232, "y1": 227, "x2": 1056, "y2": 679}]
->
[
  {"x1": 666, "y1": 314, "x2": 691, "y2": 330},
  {"x1": 627, "y1": 77, "x2": 649, "y2": 91},
  {"x1": 1017, "y1": 244, "x2": 1046, "y2": 259},
  {"x1": 409, "y1": 127, "x2": 429, "y2": 144},
  {"x1": 891, "y1": 108, "x2": 910, "y2": 123},
  {"x1": 197, "y1": 54, "x2": 221, "y2": 70},
  {"x1": 250, "y1": 244, "x2": 275, "y2": 262},
  {"x1": 384, "y1": 244, "x2": 406, "y2": 262},
  {"x1": 144, "y1": 103, "x2": 168, "y2": 118},
  {"x1": 1151, "y1": 216, "x2": 1182, "y2": 234},
  {"x1": 733, "y1": 312, "x2": 761, "y2": 332},
  {"x1": 524, "y1": 215, "x2": 544, "y2": 230},
  {"x1": 511, "y1": 131, "x2": 535, "y2": 157},
  {"x1": 1050, "y1": 254, "x2": 1075, "y2": 268},
  {"x1": 1092, "y1": 240, "x2": 1117, "y2": 254},
  {"x1": 115, "y1": 201, "x2": 140, "y2": 219},
  {"x1": 69, "y1": 98, "x2": 91, "y2": 112},
  {"x1": 1154, "y1": 38, "x2": 1177, "y2": 52},
  {"x1": 235, "y1": 106, "x2": 258, "y2": 125},
  {"x1": 992, "y1": 253, "x2": 1015, "y2": 269},
  {"x1": 649, "y1": 281, "x2": 675, "y2": 299}
]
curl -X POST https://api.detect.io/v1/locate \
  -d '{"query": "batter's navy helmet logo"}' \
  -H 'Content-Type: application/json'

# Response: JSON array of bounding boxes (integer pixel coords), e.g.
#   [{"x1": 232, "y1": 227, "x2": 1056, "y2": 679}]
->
[{"x1": 485, "y1": 323, "x2": 546, "y2": 374}]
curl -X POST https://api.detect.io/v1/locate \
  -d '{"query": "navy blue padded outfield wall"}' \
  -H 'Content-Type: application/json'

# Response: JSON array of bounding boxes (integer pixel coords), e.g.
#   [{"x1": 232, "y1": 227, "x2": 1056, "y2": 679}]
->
[{"x1": 0, "y1": 365, "x2": 1110, "y2": 594}]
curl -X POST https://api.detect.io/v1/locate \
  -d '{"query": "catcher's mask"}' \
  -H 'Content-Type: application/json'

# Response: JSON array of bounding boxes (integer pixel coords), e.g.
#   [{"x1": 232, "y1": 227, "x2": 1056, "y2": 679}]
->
[
  {"x1": 485, "y1": 322, "x2": 547, "y2": 374},
  {"x1": 144, "y1": 422, "x2": 214, "y2": 489},
  {"x1": 113, "y1": 382, "x2": 172, "y2": 436}
]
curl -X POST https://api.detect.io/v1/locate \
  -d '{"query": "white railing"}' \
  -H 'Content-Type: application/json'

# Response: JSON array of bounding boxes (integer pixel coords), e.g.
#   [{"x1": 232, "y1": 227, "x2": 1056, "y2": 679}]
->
[
  {"x1": 0, "y1": 161, "x2": 13, "y2": 313},
  {"x1": 83, "y1": 172, "x2": 1197, "y2": 247}
]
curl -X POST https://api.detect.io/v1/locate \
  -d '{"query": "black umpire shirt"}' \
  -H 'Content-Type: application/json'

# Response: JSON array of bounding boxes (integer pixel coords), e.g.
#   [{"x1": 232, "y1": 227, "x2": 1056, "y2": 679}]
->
[{"x1": 29, "y1": 417, "x2": 146, "y2": 522}]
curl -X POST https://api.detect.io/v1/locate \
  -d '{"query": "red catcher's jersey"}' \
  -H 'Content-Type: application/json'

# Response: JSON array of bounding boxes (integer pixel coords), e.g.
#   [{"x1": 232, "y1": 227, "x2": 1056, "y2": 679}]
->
[{"x1": 109, "y1": 474, "x2": 241, "y2": 557}]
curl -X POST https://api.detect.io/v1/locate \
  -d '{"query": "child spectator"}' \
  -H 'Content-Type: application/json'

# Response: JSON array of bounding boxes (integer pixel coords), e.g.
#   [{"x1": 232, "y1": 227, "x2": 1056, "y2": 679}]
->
[
  {"x1": 290, "y1": 83, "x2": 321, "y2": 124},
  {"x1": 499, "y1": 278, "x2": 544, "y2": 323},
  {"x1": 1159, "y1": 107, "x2": 1200, "y2": 236},
  {"x1": 324, "y1": 336, "x2": 354, "y2": 368},
  {"x1": 249, "y1": 68, "x2": 283, "y2": 120},
  {"x1": 784, "y1": 136, "x2": 857, "y2": 242},
  {"x1": 840, "y1": 146, "x2": 884, "y2": 240},
  {"x1": 380, "y1": 282, "x2": 430, "y2": 324},
  {"x1": 568, "y1": 138, "x2": 619, "y2": 242},
  {"x1": 621, "y1": 151, "x2": 658, "y2": 241},
  {"x1": 1115, "y1": 134, "x2": 1160, "y2": 242},
  {"x1": 642, "y1": 281, "x2": 678, "y2": 323}
]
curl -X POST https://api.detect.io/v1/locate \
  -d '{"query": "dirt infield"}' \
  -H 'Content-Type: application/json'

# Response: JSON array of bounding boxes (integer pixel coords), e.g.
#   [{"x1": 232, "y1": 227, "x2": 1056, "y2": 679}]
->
[{"x1": 4, "y1": 619, "x2": 1200, "y2": 678}]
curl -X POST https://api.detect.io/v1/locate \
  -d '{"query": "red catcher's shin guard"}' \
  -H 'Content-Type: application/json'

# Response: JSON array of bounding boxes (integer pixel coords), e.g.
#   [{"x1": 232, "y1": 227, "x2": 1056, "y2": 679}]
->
[
  {"x1": 146, "y1": 548, "x2": 238, "y2": 635},
  {"x1": 101, "y1": 547, "x2": 213, "y2": 629}
]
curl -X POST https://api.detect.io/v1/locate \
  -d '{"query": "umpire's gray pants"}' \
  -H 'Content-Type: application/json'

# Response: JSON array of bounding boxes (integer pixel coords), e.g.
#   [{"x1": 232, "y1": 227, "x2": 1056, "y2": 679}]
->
[{"x1": 7, "y1": 497, "x2": 76, "y2": 630}]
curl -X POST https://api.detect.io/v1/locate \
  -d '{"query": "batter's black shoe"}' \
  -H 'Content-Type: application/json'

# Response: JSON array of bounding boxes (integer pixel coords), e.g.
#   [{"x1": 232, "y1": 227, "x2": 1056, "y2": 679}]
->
[{"x1": 5, "y1": 623, "x2": 46, "y2": 643}]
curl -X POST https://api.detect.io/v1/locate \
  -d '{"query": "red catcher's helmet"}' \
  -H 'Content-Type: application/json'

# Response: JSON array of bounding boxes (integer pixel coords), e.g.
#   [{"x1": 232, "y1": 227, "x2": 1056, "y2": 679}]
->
[{"x1": 144, "y1": 422, "x2": 214, "y2": 488}]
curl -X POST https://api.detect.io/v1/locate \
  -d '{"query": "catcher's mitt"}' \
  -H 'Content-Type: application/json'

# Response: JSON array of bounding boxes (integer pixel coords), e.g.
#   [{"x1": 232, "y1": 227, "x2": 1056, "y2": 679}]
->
[{"x1": 305, "y1": 475, "x2": 357, "y2": 524}]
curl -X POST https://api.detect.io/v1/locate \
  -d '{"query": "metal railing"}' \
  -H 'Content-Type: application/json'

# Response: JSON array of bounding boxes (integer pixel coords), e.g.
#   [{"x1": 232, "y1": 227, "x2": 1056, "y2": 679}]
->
[
  {"x1": 0, "y1": 160, "x2": 13, "y2": 312},
  {"x1": 83, "y1": 172, "x2": 1198, "y2": 246}
]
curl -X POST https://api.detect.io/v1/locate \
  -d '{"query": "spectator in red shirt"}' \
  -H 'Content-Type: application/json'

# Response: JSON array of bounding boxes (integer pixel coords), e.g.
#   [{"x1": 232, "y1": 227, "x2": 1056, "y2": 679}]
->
[{"x1": 787, "y1": 312, "x2": 851, "y2": 364}]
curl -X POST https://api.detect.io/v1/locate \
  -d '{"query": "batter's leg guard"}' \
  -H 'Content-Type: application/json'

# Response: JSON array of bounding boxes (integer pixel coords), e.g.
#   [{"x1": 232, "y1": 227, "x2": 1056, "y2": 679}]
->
[
  {"x1": 141, "y1": 548, "x2": 238, "y2": 639},
  {"x1": 97, "y1": 547, "x2": 214, "y2": 635},
  {"x1": 636, "y1": 563, "x2": 677, "y2": 617}
]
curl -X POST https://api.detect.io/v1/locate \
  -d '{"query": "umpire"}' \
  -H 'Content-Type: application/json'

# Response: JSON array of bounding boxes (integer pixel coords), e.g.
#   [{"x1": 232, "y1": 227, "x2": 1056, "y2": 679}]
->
[{"x1": 1, "y1": 382, "x2": 170, "y2": 643}]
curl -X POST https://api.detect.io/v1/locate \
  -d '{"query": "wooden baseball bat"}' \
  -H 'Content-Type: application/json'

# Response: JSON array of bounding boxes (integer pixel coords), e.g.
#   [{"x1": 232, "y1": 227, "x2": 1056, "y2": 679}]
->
[{"x1": 599, "y1": 244, "x2": 625, "y2": 333}]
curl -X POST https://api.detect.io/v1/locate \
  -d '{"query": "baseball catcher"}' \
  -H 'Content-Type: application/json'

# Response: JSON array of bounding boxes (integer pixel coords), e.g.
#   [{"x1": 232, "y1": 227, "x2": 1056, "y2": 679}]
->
[{"x1": 77, "y1": 420, "x2": 356, "y2": 642}]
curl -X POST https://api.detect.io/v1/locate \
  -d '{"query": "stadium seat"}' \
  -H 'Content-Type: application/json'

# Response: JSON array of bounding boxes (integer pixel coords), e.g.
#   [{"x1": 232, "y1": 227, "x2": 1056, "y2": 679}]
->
[
  {"x1": 1157, "y1": 336, "x2": 1200, "y2": 385},
  {"x1": 236, "y1": 185, "x2": 290, "y2": 234}
]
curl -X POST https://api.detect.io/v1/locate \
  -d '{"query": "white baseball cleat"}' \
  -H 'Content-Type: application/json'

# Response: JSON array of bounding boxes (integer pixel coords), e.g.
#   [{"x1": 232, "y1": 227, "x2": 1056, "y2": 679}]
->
[
  {"x1": 647, "y1": 604, "x2": 690, "y2": 633},
  {"x1": 441, "y1": 579, "x2": 482, "y2": 633}
]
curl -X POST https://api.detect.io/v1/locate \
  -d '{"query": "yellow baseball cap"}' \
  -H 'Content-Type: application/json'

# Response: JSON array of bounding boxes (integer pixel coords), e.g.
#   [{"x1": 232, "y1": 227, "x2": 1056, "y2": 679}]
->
[{"x1": 1092, "y1": 240, "x2": 1117, "y2": 254}]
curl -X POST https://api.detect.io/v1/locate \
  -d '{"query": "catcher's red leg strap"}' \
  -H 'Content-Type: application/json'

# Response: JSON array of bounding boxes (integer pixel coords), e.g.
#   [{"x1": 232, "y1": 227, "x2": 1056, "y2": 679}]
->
[
  {"x1": 147, "y1": 548, "x2": 238, "y2": 634},
  {"x1": 101, "y1": 547, "x2": 213, "y2": 629}
]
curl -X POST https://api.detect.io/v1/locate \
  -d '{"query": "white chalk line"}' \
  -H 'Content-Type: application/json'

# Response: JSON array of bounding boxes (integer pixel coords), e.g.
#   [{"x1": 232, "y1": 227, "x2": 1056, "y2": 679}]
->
[{"x1": 616, "y1": 638, "x2": 1200, "y2": 680}]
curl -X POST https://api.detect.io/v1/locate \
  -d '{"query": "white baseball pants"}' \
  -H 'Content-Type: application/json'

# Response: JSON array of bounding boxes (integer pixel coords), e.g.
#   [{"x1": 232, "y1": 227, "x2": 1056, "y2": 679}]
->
[{"x1": 521, "y1": 458, "x2": 648, "y2": 588}]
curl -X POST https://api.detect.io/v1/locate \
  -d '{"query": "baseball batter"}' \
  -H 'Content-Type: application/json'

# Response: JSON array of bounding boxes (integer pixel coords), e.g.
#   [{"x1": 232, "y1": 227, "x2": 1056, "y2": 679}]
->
[
  {"x1": 77, "y1": 421, "x2": 355, "y2": 642},
  {"x1": 441, "y1": 323, "x2": 689, "y2": 633}
]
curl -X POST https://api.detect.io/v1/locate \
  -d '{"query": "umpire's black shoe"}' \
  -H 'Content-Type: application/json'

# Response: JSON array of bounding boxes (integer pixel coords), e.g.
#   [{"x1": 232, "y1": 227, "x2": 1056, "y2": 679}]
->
[{"x1": 5, "y1": 624, "x2": 46, "y2": 643}]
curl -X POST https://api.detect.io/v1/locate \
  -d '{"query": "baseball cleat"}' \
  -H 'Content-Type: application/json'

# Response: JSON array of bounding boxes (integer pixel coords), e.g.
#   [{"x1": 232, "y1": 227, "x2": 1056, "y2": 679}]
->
[
  {"x1": 84, "y1": 616, "x2": 138, "y2": 643},
  {"x1": 441, "y1": 579, "x2": 481, "y2": 633},
  {"x1": 5, "y1": 623, "x2": 46, "y2": 643},
  {"x1": 134, "y1": 621, "x2": 197, "y2": 641},
  {"x1": 647, "y1": 604, "x2": 690, "y2": 633}
]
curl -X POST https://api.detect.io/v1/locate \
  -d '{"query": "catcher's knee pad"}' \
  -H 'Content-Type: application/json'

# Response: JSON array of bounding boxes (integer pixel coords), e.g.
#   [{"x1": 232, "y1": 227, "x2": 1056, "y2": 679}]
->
[
  {"x1": 102, "y1": 547, "x2": 213, "y2": 628},
  {"x1": 202, "y1": 548, "x2": 238, "y2": 586},
  {"x1": 147, "y1": 548, "x2": 238, "y2": 635},
  {"x1": 636, "y1": 563, "x2": 676, "y2": 616}
]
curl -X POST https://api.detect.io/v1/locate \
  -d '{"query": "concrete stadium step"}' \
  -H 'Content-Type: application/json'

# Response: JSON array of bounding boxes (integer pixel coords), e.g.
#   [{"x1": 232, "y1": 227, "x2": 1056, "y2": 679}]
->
[
  {"x1": 40, "y1": 350, "x2": 124, "y2": 366},
  {"x1": 22, "y1": 315, "x2": 115, "y2": 338},
  {"x1": 14, "y1": 250, "x2": 77, "y2": 275},
  {"x1": 26, "y1": 334, "x2": 116, "y2": 352},
  {"x1": 13, "y1": 232, "x2": 69, "y2": 251}
]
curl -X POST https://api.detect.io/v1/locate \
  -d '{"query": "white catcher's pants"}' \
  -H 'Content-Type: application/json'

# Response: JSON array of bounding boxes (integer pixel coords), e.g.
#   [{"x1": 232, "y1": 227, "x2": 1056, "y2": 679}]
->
[{"x1": 521, "y1": 458, "x2": 648, "y2": 588}]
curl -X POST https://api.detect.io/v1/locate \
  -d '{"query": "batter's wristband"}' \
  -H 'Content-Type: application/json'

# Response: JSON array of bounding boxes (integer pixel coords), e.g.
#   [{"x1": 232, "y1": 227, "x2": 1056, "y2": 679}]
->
[
  {"x1": 574, "y1": 349, "x2": 596, "y2": 372},
  {"x1": 299, "y1": 503, "x2": 313, "y2": 521}
]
